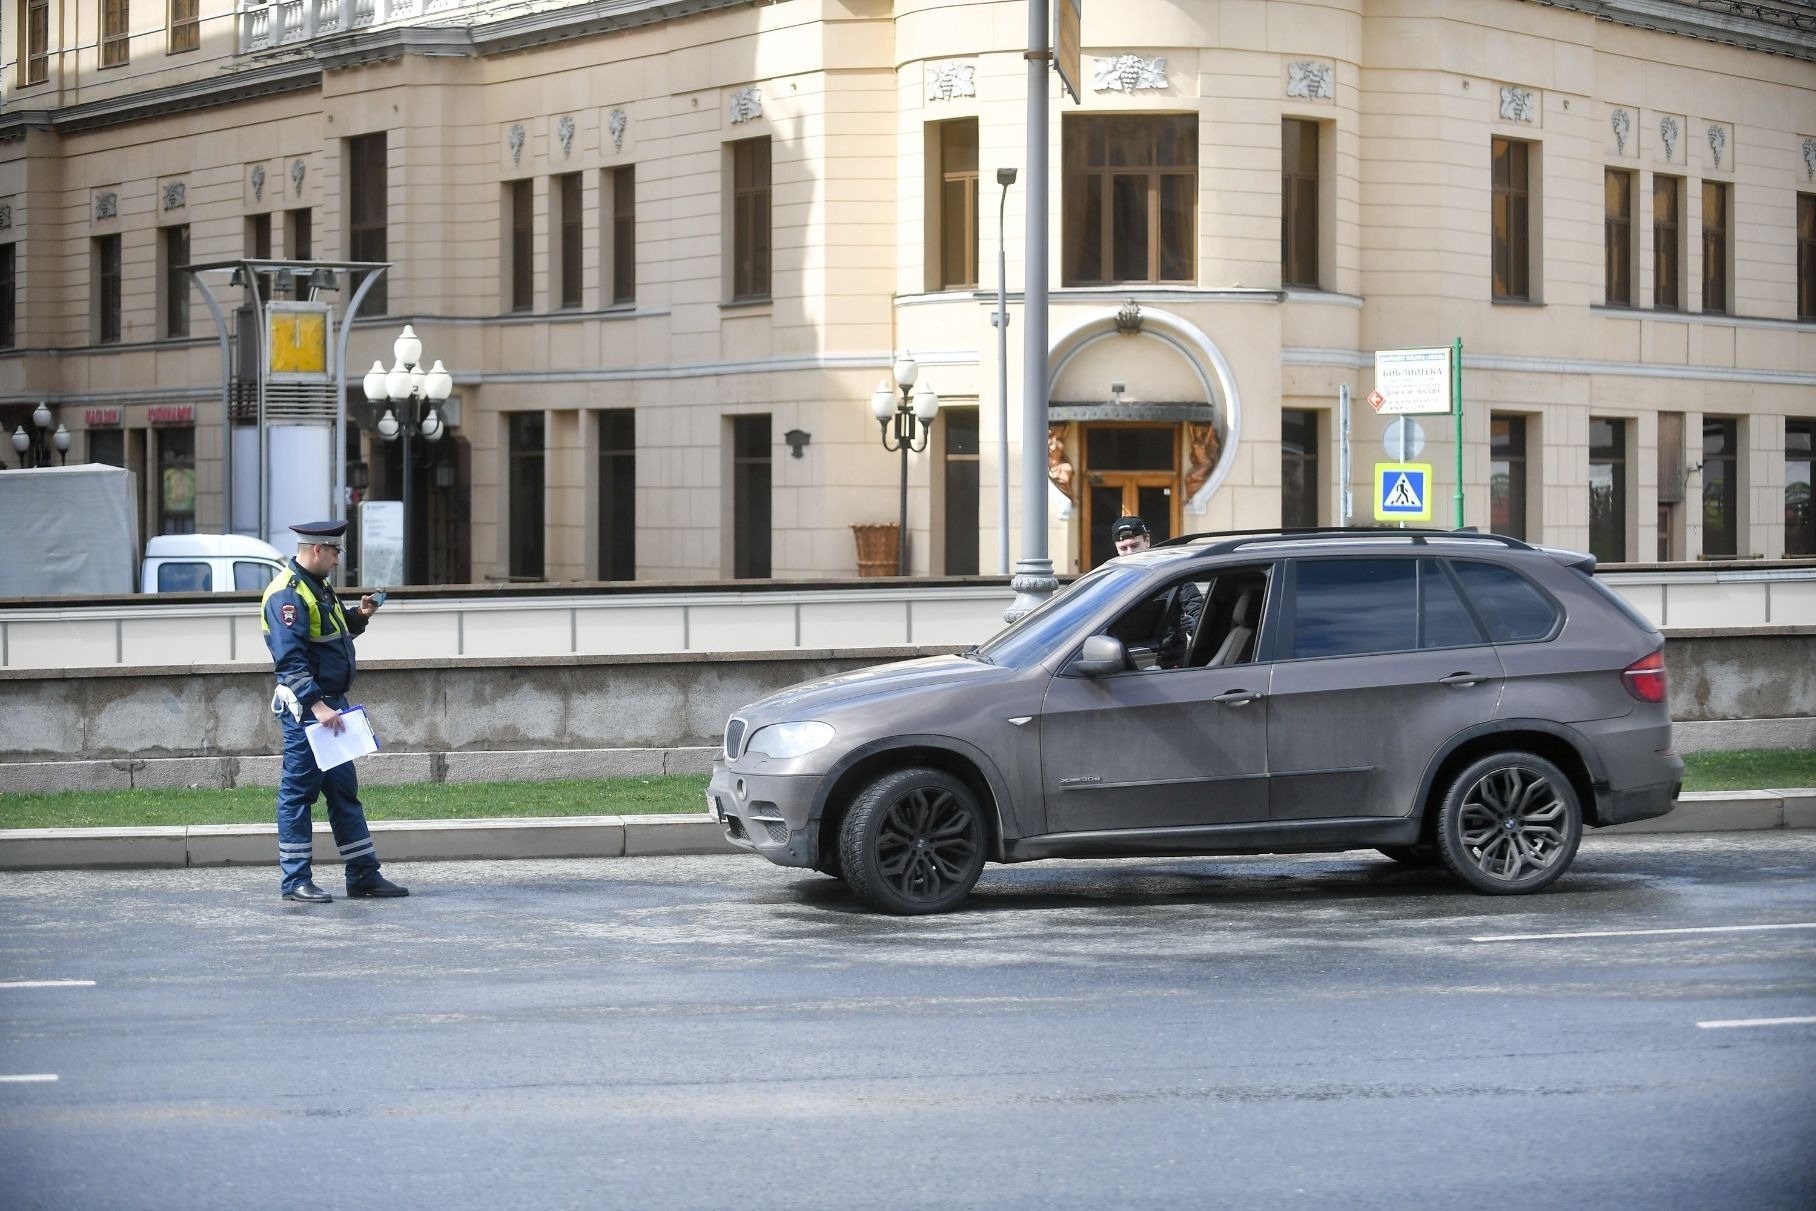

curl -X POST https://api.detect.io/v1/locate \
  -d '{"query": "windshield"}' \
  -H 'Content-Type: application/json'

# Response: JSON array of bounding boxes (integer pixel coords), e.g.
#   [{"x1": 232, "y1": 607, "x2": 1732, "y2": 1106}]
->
[{"x1": 974, "y1": 563, "x2": 1147, "y2": 668}]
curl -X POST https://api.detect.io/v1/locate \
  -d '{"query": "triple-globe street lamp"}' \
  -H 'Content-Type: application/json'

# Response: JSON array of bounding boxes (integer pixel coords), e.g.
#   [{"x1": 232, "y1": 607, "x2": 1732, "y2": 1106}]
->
[
  {"x1": 870, "y1": 353, "x2": 940, "y2": 576},
  {"x1": 11, "y1": 402, "x2": 70, "y2": 469},
  {"x1": 362, "y1": 325, "x2": 452, "y2": 583}
]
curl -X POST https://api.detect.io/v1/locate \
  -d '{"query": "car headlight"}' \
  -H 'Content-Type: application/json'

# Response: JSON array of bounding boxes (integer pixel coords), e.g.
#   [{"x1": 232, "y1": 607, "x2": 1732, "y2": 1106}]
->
[{"x1": 742, "y1": 721, "x2": 835, "y2": 760}]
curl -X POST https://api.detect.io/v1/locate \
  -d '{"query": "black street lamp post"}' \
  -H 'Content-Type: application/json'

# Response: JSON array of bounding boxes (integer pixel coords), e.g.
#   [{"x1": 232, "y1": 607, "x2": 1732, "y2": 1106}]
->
[
  {"x1": 10, "y1": 402, "x2": 70, "y2": 469},
  {"x1": 869, "y1": 353, "x2": 940, "y2": 576},
  {"x1": 362, "y1": 325, "x2": 451, "y2": 584}
]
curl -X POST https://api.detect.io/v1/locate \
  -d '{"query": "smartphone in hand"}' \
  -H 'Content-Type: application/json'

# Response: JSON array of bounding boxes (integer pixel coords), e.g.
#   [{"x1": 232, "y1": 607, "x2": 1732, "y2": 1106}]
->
[{"x1": 370, "y1": 589, "x2": 388, "y2": 607}]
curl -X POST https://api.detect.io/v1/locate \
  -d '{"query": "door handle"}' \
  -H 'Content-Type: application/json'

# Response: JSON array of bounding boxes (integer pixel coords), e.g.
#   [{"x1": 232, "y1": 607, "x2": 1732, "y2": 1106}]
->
[
  {"x1": 1438, "y1": 672, "x2": 1487, "y2": 687},
  {"x1": 1212, "y1": 689, "x2": 1262, "y2": 706}
]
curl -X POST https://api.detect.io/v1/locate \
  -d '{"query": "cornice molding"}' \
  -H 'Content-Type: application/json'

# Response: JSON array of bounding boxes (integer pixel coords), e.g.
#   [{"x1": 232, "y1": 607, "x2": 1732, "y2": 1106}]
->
[
  {"x1": 1, "y1": 62, "x2": 319, "y2": 137},
  {"x1": 1518, "y1": 0, "x2": 1816, "y2": 62}
]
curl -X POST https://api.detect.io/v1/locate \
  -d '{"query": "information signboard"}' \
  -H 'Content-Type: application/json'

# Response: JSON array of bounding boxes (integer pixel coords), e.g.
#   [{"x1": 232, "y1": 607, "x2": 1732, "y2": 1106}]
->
[{"x1": 1370, "y1": 347, "x2": 1452, "y2": 416}]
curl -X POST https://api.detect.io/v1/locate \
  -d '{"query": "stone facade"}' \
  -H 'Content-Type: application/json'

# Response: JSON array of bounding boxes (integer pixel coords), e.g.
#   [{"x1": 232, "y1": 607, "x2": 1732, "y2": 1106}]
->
[{"x1": 2, "y1": 0, "x2": 1813, "y2": 582}]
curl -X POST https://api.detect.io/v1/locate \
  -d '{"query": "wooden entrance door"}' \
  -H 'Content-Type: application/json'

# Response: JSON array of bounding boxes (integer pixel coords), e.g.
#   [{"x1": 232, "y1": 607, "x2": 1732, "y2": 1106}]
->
[{"x1": 1081, "y1": 424, "x2": 1179, "y2": 570}]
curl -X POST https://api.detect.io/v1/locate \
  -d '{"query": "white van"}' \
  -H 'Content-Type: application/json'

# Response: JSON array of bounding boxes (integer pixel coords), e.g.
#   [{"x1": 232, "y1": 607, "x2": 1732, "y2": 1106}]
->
[{"x1": 142, "y1": 534, "x2": 289, "y2": 594}]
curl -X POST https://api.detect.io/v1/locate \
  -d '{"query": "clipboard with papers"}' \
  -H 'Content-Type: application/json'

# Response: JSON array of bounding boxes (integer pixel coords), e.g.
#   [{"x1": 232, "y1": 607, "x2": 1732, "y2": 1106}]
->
[{"x1": 304, "y1": 705, "x2": 380, "y2": 771}]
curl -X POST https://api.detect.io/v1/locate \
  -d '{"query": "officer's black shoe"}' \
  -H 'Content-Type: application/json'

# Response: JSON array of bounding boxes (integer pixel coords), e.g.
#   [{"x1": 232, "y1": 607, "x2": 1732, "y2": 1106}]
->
[
  {"x1": 282, "y1": 881, "x2": 333, "y2": 903},
  {"x1": 346, "y1": 875, "x2": 409, "y2": 898}
]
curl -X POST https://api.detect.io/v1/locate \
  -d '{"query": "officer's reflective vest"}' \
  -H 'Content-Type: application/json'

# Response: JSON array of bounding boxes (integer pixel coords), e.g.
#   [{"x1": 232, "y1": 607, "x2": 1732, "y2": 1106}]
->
[{"x1": 260, "y1": 571, "x2": 350, "y2": 642}]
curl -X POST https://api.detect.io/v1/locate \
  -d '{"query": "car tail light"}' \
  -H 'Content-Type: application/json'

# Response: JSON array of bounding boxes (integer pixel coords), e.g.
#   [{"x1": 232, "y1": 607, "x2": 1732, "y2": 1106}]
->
[{"x1": 1622, "y1": 649, "x2": 1667, "y2": 703}]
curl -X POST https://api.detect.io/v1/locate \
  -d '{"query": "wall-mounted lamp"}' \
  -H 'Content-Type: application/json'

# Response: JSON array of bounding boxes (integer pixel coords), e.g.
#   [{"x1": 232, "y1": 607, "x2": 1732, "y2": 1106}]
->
[
  {"x1": 783, "y1": 428, "x2": 812, "y2": 458},
  {"x1": 1110, "y1": 381, "x2": 1126, "y2": 404}
]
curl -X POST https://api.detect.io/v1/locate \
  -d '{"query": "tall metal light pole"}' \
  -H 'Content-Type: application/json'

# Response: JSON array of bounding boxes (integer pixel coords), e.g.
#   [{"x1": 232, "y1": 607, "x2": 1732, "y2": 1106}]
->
[
  {"x1": 993, "y1": 167, "x2": 1017, "y2": 576},
  {"x1": 363, "y1": 324, "x2": 451, "y2": 584},
  {"x1": 1006, "y1": 0, "x2": 1057, "y2": 621},
  {"x1": 870, "y1": 353, "x2": 941, "y2": 576}
]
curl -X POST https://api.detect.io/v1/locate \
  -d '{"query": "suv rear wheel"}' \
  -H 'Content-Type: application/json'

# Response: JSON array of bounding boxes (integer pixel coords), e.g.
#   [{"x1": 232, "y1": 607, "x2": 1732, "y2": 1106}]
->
[
  {"x1": 838, "y1": 767, "x2": 985, "y2": 915},
  {"x1": 1436, "y1": 752, "x2": 1582, "y2": 895}
]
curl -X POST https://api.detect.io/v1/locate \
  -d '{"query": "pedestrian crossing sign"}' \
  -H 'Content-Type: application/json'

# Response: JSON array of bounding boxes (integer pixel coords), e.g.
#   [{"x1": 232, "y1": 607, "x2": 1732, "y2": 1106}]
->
[{"x1": 1374, "y1": 462, "x2": 1433, "y2": 522}]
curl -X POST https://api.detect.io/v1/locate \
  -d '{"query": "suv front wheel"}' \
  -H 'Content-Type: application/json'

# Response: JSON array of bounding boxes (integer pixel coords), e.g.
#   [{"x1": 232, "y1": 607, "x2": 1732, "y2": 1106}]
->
[
  {"x1": 1436, "y1": 752, "x2": 1582, "y2": 895},
  {"x1": 838, "y1": 767, "x2": 986, "y2": 915}
]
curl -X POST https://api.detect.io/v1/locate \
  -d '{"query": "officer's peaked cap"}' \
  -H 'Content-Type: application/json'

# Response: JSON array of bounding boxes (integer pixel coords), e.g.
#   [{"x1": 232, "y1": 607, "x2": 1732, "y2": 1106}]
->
[{"x1": 289, "y1": 520, "x2": 348, "y2": 540}]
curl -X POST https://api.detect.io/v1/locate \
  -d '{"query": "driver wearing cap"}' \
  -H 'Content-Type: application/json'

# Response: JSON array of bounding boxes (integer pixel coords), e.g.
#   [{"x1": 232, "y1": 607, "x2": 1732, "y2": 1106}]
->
[{"x1": 1110, "y1": 515, "x2": 1202, "y2": 669}]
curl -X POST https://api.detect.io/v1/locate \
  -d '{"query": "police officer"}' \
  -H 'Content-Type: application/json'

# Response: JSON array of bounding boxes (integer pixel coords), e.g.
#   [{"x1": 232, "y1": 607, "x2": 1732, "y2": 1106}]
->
[{"x1": 263, "y1": 520, "x2": 408, "y2": 904}]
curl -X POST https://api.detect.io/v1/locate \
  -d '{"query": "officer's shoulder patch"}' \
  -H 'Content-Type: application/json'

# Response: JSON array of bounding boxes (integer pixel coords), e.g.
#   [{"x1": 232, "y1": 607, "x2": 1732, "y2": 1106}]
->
[{"x1": 281, "y1": 602, "x2": 298, "y2": 628}]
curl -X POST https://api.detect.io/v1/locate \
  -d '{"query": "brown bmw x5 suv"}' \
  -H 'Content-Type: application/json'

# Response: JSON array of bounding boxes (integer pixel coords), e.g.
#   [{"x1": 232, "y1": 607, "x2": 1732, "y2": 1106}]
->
[{"x1": 708, "y1": 529, "x2": 1682, "y2": 914}]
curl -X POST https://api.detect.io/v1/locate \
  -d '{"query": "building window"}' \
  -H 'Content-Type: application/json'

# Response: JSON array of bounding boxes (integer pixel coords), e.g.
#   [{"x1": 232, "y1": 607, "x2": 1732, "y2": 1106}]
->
[
  {"x1": 731, "y1": 139, "x2": 771, "y2": 301},
  {"x1": 1063, "y1": 114, "x2": 1197, "y2": 286},
  {"x1": 508, "y1": 412, "x2": 545, "y2": 580},
  {"x1": 508, "y1": 179, "x2": 533, "y2": 312},
  {"x1": 1702, "y1": 181, "x2": 1729, "y2": 315},
  {"x1": 1797, "y1": 194, "x2": 1815, "y2": 321},
  {"x1": 248, "y1": 212, "x2": 271, "y2": 261},
  {"x1": 1589, "y1": 418, "x2": 1627, "y2": 563},
  {"x1": 1282, "y1": 120, "x2": 1319, "y2": 288},
  {"x1": 162, "y1": 225, "x2": 190, "y2": 339},
  {"x1": 731, "y1": 414, "x2": 771, "y2": 578},
  {"x1": 287, "y1": 208, "x2": 312, "y2": 260},
  {"x1": 95, "y1": 235, "x2": 122, "y2": 344},
  {"x1": 1604, "y1": 169, "x2": 1632, "y2": 306},
  {"x1": 943, "y1": 406, "x2": 979, "y2": 575},
  {"x1": 89, "y1": 428, "x2": 124, "y2": 467},
  {"x1": 1490, "y1": 414, "x2": 1527, "y2": 541},
  {"x1": 23, "y1": 0, "x2": 49, "y2": 85},
  {"x1": 1657, "y1": 411, "x2": 1684, "y2": 561},
  {"x1": 1491, "y1": 138, "x2": 1531, "y2": 301},
  {"x1": 101, "y1": 0, "x2": 129, "y2": 66},
  {"x1": 1786, "y1": 420, "x2": 1814, "y2": 557},
  {"x1": 157, "y1": 427, "x2": 196, "y2": 534},
  {"x1": 554, "y1": 173, "x2": 582, "y2": 310},
  {"x1": 608, "y1": 166, "x2": 635, "y2": 305},
  {"x1": 935, "y1": 119, "x2": 978, "y2": 290},
  {"x1": 1654, "y1": 175, "x2": 1681, "y2": 311},
  {"x1": 597, "y1": 409, "x2": 635, "y2": 580},
  {"x1": 1702, "y1": 417, "x2": 1738, "y2": 557},
  {"x1": 0, "y1": 244, "x2": 15, "y2": 349},
  {"x1": 1281, "y1": 408, "x2": 1320, "y2": 527},
  {"x1": 168, "y1": 0, "x2": 199, "y2": 53},
  {"x1": 347, "y1": 133, "x2": 387, "y2": 313}
]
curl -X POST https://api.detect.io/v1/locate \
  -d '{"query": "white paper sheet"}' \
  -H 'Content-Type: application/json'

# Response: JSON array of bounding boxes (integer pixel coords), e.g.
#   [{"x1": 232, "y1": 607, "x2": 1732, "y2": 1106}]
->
[{"x1": 304, "y1": 705, "x2": 380, "y2": 771}]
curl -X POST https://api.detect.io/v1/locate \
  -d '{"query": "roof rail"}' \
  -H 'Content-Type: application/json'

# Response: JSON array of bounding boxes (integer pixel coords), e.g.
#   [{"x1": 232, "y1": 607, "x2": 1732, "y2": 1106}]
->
[{"x1": 1154, "y1": 526, "x2": 1536, "y2": 556}]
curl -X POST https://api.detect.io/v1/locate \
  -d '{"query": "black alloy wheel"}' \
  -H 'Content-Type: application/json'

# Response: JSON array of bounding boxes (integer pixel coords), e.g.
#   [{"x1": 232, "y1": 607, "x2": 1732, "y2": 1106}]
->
[
  {"x1": 838, "y1": 767, "x2": 987, "y2": 915},
  {"x1": 1436, "y1": 751, "x2": 1582, "y2": 895}
]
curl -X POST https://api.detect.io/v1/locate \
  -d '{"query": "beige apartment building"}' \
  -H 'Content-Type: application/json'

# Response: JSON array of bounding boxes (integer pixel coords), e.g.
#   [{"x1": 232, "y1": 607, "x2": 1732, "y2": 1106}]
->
[{"x1": 3, "y1": 0, "x2": 1813, "y2": 585}]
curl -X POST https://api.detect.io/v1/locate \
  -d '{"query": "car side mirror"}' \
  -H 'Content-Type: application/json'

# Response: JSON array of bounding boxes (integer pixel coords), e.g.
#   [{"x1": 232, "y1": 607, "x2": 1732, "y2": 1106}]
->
[{"x1": 1074, "y1": 634, "x2": 1130, "y2": 677}]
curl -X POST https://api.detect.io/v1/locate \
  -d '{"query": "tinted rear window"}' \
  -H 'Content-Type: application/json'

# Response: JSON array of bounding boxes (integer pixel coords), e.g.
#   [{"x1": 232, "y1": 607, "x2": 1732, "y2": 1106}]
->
[
  {"x1": 157, "y1": 562, "x2": 212, "y2": 593},
  {"x1": 1448, "y1": 559, "x2": 1559, "y2": 642},
  {"x1": 1288, "y1": 558, "x2": 1417, "y2": 658},
  {"x1": 1572, "y1": 568, "x2": 1659, "y2": 634}
]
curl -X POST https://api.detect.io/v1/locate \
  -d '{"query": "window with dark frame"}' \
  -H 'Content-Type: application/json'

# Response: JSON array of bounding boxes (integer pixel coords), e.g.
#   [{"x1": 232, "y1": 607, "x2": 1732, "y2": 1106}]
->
[
  {"x1": 1604, "y1": 169, "x2": 1632, "y2": 306},
  {"x1": 943, "y1": 406, "x2": 979, "y2": 575},
  {"x1": 731, "y1": 139, "x2": 771, "y2": 301},
  {"x1": 1589, "y1": 417, "x2": 1628, "y2": 563},
  {"x1": 1281, "y1": 409, "x2": 1320, "y2": 528},
  {"x1": 1787, "y1": 419, "x2": 1814, "y2": 557},
  {"x1": 732, "y1": 414, "x2": 772, "y2": 579},
  {"x1": 287, "y1": 208, "x2": 312, "y2": 261},
  {"x1": 1701, "y1": 416, "x2": 1738, "y2": 558},
  {"x1": 509, "y1": 179, "x2": 534, "y2": 312},
  {"x1": 157, "y1": 426, "x2": 196, "y2": 534},
  {"x1": 24, "y1": 0, "x2": 50, "y2": 85},
  {"x1": 1654, "y1": 175, "x2": 1681, "y2": 310},
  {"x1": 555, "y1": 173, "x2": 582, "y2": 310},
  {"x1": 101, "y1": 0, "x2": 129, "y2": 66},
  {"x1": 0, "y1": 244, "x2": 15, "y2": 349},
  {"x1": 248, "y1": 212, "x2": 271, "y2": 260},
  {"x1": 169, "y1": 0, "x2": 200, "y2": 53},
  {"x1": 1702, "y1": 180, "x2": 1729, "y2": 315},
  {"x1": 1490, "y1": 414, "x2": 1527, "y2": 541},
  {"x1": 96, "y1": 234, "x2": 121, "y2": 344},
  {"x1": 1063, "y1": 114, "x2": 1196, "y2": 286},
  {"x1": 1281, "y1": 119, "x2": 1320, "y2": 288},
  {"x1": 1491, "y1": 138, "x2": 1531, "y2": 301},
  {"x1": 1797, "y1": 194, "x2": 1815, "y2": 321},
  {"x1": 347, "y1": 133, "x2": 387, "y2": 313},
  {"x1": 163, "y1": 225, "x2": 190, "y2": 339},
  {"x1": 508, "y1": 412, "x2": 546, "y2": 580},
  {"x1": 597, "y1": 410, "x2": 636, "y2": 580},
  {"x1": 610, "y1": 165, "x2": 636, "y2": 305},
  {"x1": 937, "y1": 120, "x2": 978, "y2": 290}
]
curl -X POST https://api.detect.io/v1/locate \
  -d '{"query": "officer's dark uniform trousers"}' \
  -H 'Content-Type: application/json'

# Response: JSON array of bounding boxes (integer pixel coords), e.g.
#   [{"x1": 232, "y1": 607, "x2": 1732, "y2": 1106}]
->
[{"x1": 262, "y1": 560, "x2": 382, "y2": 893}]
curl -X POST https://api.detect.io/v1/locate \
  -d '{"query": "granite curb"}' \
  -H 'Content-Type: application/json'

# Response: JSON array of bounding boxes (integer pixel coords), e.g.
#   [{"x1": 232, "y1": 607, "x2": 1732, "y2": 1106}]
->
[{"x1": 0, "y1": 791, "x2": 1810, "y2": 870}]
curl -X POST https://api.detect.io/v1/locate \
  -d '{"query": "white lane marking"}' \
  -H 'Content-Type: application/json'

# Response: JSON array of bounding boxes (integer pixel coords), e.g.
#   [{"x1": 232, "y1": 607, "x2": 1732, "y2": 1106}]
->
[
  {"x1": 0, "y1": 1074, "x2": 59, "y2": 1083},
  {"x1": 0, "y1": 980, "x2": 97, "y2": 989},
  {"x1": 1470, "y1": 922, "x2": 1816, "y2": 943},
  {"x1": 1696, "y1": 1016, "x2": 1816, "y2": 1030}
]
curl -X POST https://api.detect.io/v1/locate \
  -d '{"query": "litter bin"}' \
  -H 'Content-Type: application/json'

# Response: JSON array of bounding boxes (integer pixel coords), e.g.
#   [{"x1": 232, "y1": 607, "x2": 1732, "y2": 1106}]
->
[{"x1": 851, "y1": 522, "x2": 900, "y2": 577}]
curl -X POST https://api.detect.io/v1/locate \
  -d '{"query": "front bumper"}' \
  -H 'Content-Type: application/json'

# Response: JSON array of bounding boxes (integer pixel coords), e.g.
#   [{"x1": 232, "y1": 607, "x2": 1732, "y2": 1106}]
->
[{"x1": 705, "y1": 761, "x2": 823, "y2": 868}]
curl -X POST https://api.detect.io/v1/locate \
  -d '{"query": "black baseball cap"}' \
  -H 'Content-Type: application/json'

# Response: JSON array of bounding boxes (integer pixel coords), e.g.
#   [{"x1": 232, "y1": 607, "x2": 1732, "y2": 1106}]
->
[{"x1": 1112, "y1": 516, "x2": 1148, "y2": 540}]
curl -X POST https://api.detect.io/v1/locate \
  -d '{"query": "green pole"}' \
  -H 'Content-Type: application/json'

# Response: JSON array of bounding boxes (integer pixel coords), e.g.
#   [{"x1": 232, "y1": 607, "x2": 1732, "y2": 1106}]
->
[{"x1": 1452, "y1": 337, "x2": 1465, "y2": 528}]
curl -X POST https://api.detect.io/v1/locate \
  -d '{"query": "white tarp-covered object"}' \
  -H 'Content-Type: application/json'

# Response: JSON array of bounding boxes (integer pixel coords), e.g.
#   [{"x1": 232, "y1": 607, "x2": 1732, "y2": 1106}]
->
[{"x1": 0, "y1": 464, "x2": 140, "y2": 596}]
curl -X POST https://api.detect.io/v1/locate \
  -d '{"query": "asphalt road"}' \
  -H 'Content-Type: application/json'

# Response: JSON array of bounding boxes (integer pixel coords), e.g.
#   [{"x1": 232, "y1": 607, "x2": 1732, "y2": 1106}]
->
[{"x1": 2, "y1": 834, "x2": 1814, "y2": 1211}]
